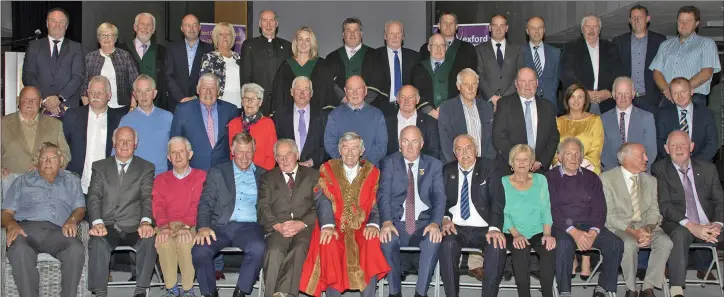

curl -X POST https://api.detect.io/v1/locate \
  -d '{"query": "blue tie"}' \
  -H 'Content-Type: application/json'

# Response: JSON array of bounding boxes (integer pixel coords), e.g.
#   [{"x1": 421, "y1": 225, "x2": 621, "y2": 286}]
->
[
  {"x1": 496, "y1": 43, "x2": 504, "y2": 69},
  {"x1": 393, "y1": 50, "x2": 402, "y2": 99},
  {"x1": 524, "y1": 100, "x2": 535, "y2": 148},
  {"x1": 460, "y1": 170, "x2": 471, "y2": 220},
  {"x1": 434, "y1": 61, "x2": 441, "y2": 73}
]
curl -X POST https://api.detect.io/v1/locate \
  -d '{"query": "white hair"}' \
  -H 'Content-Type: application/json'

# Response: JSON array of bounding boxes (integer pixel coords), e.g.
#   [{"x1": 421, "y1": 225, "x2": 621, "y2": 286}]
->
[
  {"x1": 241, "y1": 83, "x2": 265, "y2": 101},
  {"x1": 112, "y1": 126, "x2": 139, "y2": 145},
  {"x1": 456, "y1": 68, "x2": 479, "y2": 86},
  {"x1": 273, "y1": 139, "x2": 300, "y2": 156},
  {"x1": 384, "y1": 20, "x2": 404, "y2": 35},
  {"x1": 197, "y1": 73, "x2": 221, "y2": 91},
  {"x1": 291, "y1": 76, "x2": 313, "y2": 92},
  {"x1": 134, "y1": 12, "x2": 156, "y2": 30},
  {"x1": 612, "y1": 76, "x2": 634, "y2": 94},
  {"x1": 132, "y1": 74, "x2": 156, "y2": 90},
  {"x1": 557, "y1": 137, "x2": 584, "y2": 156},
  {"x1": 616, "y1": 142, "x2": 641, "y2": 165},
  {"x1": 88, "y1": 75, "x2": 112, "y2": 94},
  {"x1": 167, "y1": 136, "x2": 193, "y2": 153},
  {"x1": 580, "y1": 14, "x2": 602, "y2": 31},
  {"x1": 337, "y1": 132, "x2": 365, "y2": 151}
]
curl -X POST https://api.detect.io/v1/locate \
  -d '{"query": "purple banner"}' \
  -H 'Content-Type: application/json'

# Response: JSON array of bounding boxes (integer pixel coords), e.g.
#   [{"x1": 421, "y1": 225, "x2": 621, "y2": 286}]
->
[
  {"x1": 199, "y1": 23, "x2": 247, "y2": 54},
  {"x1": 432, "y1": 23, "x2": 490, "y2": 46}
]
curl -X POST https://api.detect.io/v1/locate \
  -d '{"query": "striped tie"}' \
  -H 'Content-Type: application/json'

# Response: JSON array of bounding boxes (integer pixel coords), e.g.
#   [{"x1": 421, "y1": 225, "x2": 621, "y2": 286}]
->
[
  {"x1": 460, "y1": 170, "x2": 471, "y2": 220},
  {"x1": 680, "y1": 109, "x2": 689, "y2": 134},
  {"x1": 533, "y1": 46, "x2": 543, "y2": 78},
  {"x1": 405, "y1": 163, "x2": 416, "y2": 234},
  {"x1": 630, "y1": 176, "x2": 641, "y2": 222}
]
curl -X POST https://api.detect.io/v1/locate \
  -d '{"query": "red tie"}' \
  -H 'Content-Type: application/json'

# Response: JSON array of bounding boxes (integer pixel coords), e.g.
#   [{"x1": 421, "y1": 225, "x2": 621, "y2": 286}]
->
[
  {"x1": 286, "y1": 172, "x2": 295, "y2": 191},
  {"x1": 405, "y1": 163, "x2": 416, "y2": 234}
]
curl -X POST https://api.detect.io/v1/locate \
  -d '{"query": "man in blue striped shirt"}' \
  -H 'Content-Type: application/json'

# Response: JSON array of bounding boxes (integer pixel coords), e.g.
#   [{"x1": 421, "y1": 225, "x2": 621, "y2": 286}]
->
[{"x1": 650, "y1": 5, "x2": 721, "y2": 108}]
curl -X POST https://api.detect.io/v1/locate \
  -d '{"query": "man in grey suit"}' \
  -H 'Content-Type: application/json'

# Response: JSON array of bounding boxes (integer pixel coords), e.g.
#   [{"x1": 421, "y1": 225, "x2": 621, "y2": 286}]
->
[
  {"x1": 475, "y1": 14, "x2": 523, "y2": 108},
  {"x1": 87, "y1": 126, "x2": 157, "y2": 297},
  {"x1": 523, "y1": 17, "x2": 561, "y2": 113},
  {"x1": 192, "y1": 132, "x2": 267, "y2": 297},
  {"x1": 438, "y1": 68, "x2": 496, "y2": 163},
  {"x1": 652, "y1": 131, "x2": 724, "y2": 297},
  {"x1": 257, "y1": 139, "x2": 318, "y2": 297},
  {"x1": 379, "y1": 126, "x2": 446, "y2": 297},
  {"x1": 22, "y1": 8, "x2": 85, "y2": 112},
  {"x1": 601, "y1": 77, "x2": 657, "y2": 172},
  {"x1": 601, "y1": 142, "x2": 672, "y2": 297}
]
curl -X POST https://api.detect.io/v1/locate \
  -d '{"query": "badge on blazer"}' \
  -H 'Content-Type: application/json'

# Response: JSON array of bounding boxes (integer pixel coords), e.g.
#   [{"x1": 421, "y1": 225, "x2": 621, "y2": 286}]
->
[
  {"x1": 451, "y1": 175, "x2": 456, "y2": 180},
  {"x1": 419, "y1": 169, "x2": 425, "y2": 176}
]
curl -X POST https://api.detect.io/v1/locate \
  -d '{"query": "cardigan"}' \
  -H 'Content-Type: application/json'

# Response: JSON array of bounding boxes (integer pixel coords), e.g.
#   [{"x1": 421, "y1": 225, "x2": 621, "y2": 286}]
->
[
  {"x1": 227, "y1": 116, "x2": 277, "y2": 170},
  {"x1": 81, "y1": 48, "x2": 139, "y2": 106}
]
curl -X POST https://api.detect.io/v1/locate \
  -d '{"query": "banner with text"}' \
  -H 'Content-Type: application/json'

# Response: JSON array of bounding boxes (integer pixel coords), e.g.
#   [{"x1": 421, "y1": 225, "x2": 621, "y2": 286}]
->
[
  {"x1": 432, "y1": 23, "x2": 490, "y2": 46},
  {"x1": 199, "y1": 23, "x2": 247, "y2": 54}
]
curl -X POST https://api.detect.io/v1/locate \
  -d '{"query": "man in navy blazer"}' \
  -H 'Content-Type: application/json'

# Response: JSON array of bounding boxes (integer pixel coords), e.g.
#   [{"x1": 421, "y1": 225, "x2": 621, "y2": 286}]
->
[
  {"x1": 23, "y1": 8, "x2": 85, "y2": 110},
  {"x1": 384, "y1": 85, "x2": 440, "y2": 159},
  {"x1": 611, "y1": 5, "x2": 666, "y2": 114},
  {"x1": 656, "y1": 77, "x2": 719, "y2": 162},
  {"x1": 379, "y1": 126, "x2": 446, "y2": 297},
  {"x1": 164, "y1": 14, "x2": 214, "y2": 112},
  {"x1": 523, "y1": 17, "x2": 561, "y2": 113},
  {"x1": 601, "y1": 77, "x2": 657, "y2": 172},
  {"x1": 170, "y1": 73, "x2": 240, "y2": 171}
]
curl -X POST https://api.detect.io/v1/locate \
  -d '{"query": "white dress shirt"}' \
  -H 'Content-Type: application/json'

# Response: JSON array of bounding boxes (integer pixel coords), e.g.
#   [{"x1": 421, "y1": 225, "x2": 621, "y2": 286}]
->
[
  {"x1": 491, "y1": 39, "x2": 507, "y2": 60},
  {"x1": 81, "y1": 108, "x2": 108, "y2": 194},
  {"x1": 91, "y1": 157, "x2": 152, "y2": 226},
  {"x1": 222, "y1": 56, "x2": 242, "y2": 108},
  {"x1": 519, "y1": 96, "x2": 538, "y2": 142},
  {"x1": 397, "y1": 111, "x2": 417, "y2": 141},
  {"x1": 48, "y1": 37, "x2": 64, "y2": 57},
  {"x1": 401, "y1": 157, "x2": 428, "y2": 221},
  {"x1": 586, "y1": 40, "x2": 600, "y2": 90},
  {"x1": 99, "y1": 49, "x2": 121, "y2": 108},
  {"x1": 345, "y1": 44, "x2": 362, "y2": 60},
  {"x1": 620, "y1": 167, "x2": 637, "y2": 193},
  {"x1": 529, "y1": 42, "x2": 546, "y2": 72},
  {"x1": 293, "y1": 104, "x2": 311, "y2": 152},
  {"x1": 616, "y1": 105, "x2": 633, "y2": 141},
  {"x1": 134, "y1": 38, "x2": 150, "y2": 59},
  {"x1": 387, "y1": 47, "x2": 402, "y2": 102},
  {"x1": 447, "y1": 162, "x2": 499, "y2": 229}
]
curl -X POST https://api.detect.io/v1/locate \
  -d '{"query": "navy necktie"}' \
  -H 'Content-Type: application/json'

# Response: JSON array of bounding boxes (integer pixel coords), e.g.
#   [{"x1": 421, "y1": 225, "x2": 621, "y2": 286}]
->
[
  {"x1": 52, "y1": 40, "x2": 60, "y2": 60},
  {"x1": 460, "y1": 170, "x2": 471, "y2": 220},
  {"x1": 496, "y1": 43, "x2": 504, "y2": 69},
  {"x1": 434, "y1": 61, "x2": 441, "y2": 73},
  {"x1": 393, "y1": 50, "x2": 402, "y2": 100}
]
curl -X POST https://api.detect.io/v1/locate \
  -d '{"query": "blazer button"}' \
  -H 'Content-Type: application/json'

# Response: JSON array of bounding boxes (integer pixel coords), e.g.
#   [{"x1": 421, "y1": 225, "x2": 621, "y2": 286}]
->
[{"x1": 499, "y1": 76, "x2": 503, "y2": 79}]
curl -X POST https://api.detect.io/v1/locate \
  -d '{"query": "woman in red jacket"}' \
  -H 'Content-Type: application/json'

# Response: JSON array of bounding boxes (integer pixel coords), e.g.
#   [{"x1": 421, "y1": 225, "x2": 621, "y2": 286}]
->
[{"x1": 227, "y1": 83, "x2": 277, "y2": 170}]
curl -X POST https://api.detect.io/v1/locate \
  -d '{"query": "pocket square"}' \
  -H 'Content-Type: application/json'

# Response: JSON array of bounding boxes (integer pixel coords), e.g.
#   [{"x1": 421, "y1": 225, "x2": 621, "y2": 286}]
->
[{"x1": 480, "y1": 180, "x2": 487, "y2": 185}]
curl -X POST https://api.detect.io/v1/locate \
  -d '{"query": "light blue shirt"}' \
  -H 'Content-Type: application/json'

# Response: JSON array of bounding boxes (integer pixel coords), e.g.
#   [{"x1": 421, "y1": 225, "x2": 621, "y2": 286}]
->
[
  {"x1": 2, "y1": 170, "x2": 85, "y2": 227},
  {"x1": 649, "y1": 33, "x2": 721, "y2": 95},
  {"x1": 400, "y1": 157, "x2": 428, "y2": 221},
  {"x1": 186, "y1": 39, "x2": 199, "y2": 74},
  {"x1": 199, "y1": 101, "x2": 219, "y2": 142},
  {"x1": 676, "y1": 103, "x2": 694, "y2": 139},
  {"x1": 430, "y1": 59, "x2": 445, "y2": 70},
  {"x1": 229, "y1": 163, "x2": 258, "y2": 222}
]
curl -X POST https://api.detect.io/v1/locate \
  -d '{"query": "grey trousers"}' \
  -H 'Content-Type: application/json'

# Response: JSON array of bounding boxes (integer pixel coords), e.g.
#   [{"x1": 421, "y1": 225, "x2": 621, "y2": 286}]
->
[
  {"x1": 7, "y1": 221, "x2": 85, "y2": 297},
  {"x1": 325, "y1": 277, "x2": 378, "y2": 297},
  {"x1": 88, "y1": 226, "x2": 156, "y2": 292},
  {"x1": 263, "y1": 229, "x2": 312, "y2": 297},
  {"x1": 614, "y1": 228, "x2": 673, "y2": 291}
]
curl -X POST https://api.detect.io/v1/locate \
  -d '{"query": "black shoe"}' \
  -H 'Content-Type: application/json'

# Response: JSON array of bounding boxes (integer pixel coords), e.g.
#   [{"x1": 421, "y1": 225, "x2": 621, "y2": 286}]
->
[
  {"x1": 202, "y1": 291, "x2": 219, "y2": 297},
  {"x1": 636, "y1": 269, "x2": 646, "y2": 281},
  {"x1": 389, "y1": 294, "x2": 402, "y2": 297},
  {"x1": 128, "y1": 275, "x2": 136, "y2": 282},
  {"x1": 414, "y1": 293, "x2": 426, "y2": 297},
  {"x1": 233, "y1": 288, "x2": 247, "y2": 297},
  {"x1": 530, "y1": 270, "x2": 541, "y2": 280},
  {"x1": 133, "y1": 293, "x2": 146, "y2": 297},
  {"x1": 625, "y1": 289, "x2": 638, "y2": 297},
  {"x1": 400, "y1": 272, "x2": 408, "y2": 282},
  {"x1": 672, "y1": 295, "x2": 683, "y2": 297},
  {"x1": 592, "y1": 291, "x2": 606, "y2": 297},
  {"x1": 502, "y1": 270, "x2": 513, "y2": 282},
  {"x1": 580, "y1": 273, "x2": 591, "y2": 281}
]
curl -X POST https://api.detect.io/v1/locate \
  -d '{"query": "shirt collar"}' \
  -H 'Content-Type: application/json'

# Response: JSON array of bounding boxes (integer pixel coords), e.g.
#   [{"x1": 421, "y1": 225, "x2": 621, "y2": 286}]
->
[
  {"x1": 631, "y1": 32, "x2": 648, "y2": 41},
  {"x1": 99, "y1": 49, "x2": 115, "y2": 58},
  {"x1": 49, "y1": 37, "x2": 64, "y2": 43},
  {"x1": 343, "y1": 163, "x2": 360, "y2": 175},
  {"x1": 294, "y1": 104, "x2": 310, "y2": 114},
  {"x1": 173, "y1": 166, "x2": 192, "y2": 179},
  {"x1": 200, "y1": 100, "x2": 218, "y2": 111},
  {"x1": 89, "y1": 106, "x2": 108, "y2": 118},
  {"x1": 616, "y1": 105, "x2": 633, "y2": 114},
  {"x1": 134, "y1": 38, "x2": 151, "y2": 48},
  {"x1": 529, "y1": 41, "x2": 543, "y2": 49},
  {"x1": 679, "y1": 32, "x2": 698, "y2": 43},
  {"x1": 519, "y1": 95, "x2": 535, "y2": 103},
  {"x1": 620, "y1": 166, "x2": 637, "y2": 180},
  {"x1": 492, "y1": 38, "x2": 507, "y2": 47},
  {"x1": 284, "y1": 165, "x2": 299, "y2": 176},
  {"x1": 234, "y1": 162, "x2": 257, "y2": 173},
  {"x1": 431, "y1": 58, "x2": 445, "y2": 65},
  {"x1": 672, "y1": 160, "x2": 692, "y2": 172},
  {"x1": 18, "y1": 112, "x2": 39, "y2": 122},
  {"x1": 397, "y1": 110, "x2": 417, "y2": 121},
  {"x1": 677, "y1": 103, "x2": 693, "y2": 114},
  {"x1": 137, "y1": 105, "x2": 155, "y2": 116},
  {"x1": 185, "y1": 38, "x2": 199, "y2": 50},
  {"x1": 115, "y1": 157, "x2": 133, "y2": 167},
  {"x1": 345, "y1": 44, "x2": 362, "y2": 54},
  {"x1": 405, "y1": 156, "x2": 420, "y2": 168},
  {"x1": 557, "y1": 165, "x2": 582, "y2": 177},
  {"x1": 387, "y1": 46, "x2": 401, "y2": 54},
  {"x1": 586, "y1": 38, "x2": 600, "y2": 49},
  {"x1": 458, "y1": 160, "x2": 476, "y2": 172},
  {"x1": 346, "y1": 102, "x2": 365, "y2": 111}
]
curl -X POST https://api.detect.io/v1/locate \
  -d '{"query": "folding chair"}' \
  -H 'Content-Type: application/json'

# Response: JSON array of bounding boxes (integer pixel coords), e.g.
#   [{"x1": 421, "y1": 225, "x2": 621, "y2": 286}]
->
[
  {"x1": 683, "y1": 243, "x2": 724, "y2": 297},
  {"x1": 108, "y1": 246, "x2": 163, "y2": 295}
]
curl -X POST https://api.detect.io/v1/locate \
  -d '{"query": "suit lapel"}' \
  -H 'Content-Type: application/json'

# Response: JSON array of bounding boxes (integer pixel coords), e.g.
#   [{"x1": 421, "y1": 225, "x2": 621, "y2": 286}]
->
[
  {"x1": 666, "y1": 161, "x2": 686, "y2": 196},
  {"x1": 179, "y1": 41, "x2": 190, "y2": 79},
  {"x1": 8, "y1": 114, "x2": 30, "y2": 154},
  {"x1": 223, "y1": 163, "x2": 236, "y2": 199},
  {"x1": 469, "y1": 161, "x2": 483, "y2": 209},
  {"x1": 453, "y1": 98, "x2": 468, "y2": 135},
  {"x1": 417, "y1": 156, "x2": 427, "y2": 205},
  {"x1": 381, "y1": 48, "x2": 391, "y2": 87},
  {"x1": 613, "y1": 167, "x2": 633, "y2": 215},
  {"x1": 542, "y1": 44, "x2": 554, "y2": 76},
  {"x1": 534, "y1": 97, "x2": 547, "y2": 149},
  {"x1": 579, "y1": 39, "x2": 595, "y2": 81},
  {"x1": 621, "y1": 33, "x2": 632, "y2": 74},
  {"x1": 119, "y1": 157, "x2": 139, "y2": 190},
  {"x1": 79, "y1": 106, "x2": 90, "y2": 156},
  {"x1": 389, "y1": 115, "x2": 399, "y2": 149},
  {"x1": 503, "y1": 43, "x2": 515, "y2": 68},
  {"x1": 33, "y1": 115, "x2": 47, "y2": 153},
  {"x1": 691, "y1": 162, "x2": 707, "y2": 203}
]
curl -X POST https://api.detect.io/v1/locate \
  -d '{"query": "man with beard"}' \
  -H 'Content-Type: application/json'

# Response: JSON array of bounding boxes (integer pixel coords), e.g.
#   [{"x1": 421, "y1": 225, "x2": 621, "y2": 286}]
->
[{"x1": 121, "y1": 12, "x2": 167, "y2": 108}]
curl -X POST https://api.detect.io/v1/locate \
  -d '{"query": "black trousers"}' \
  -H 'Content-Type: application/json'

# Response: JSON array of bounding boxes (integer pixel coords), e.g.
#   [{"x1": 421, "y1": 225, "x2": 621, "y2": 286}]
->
[
  {"x1": 505, "y1": 233, "x2": 555, "y2": 297},
  {"x1": 439, "y1": 225, "x2": 506, "y2": 297}
]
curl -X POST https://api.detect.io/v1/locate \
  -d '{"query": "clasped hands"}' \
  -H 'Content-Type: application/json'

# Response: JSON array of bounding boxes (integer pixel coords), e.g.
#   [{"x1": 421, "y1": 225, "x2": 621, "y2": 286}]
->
[
  {"x1": 687, "y1": 222, "x2": 722, "y2": 244},
  {"x1": 273, "y1": 220, "x2": 306, "y2": 238},
  {"x1": 89, "y1": 221, "x2": 154, "y2": 238},
  {"x1": 319, "y1": 223, "x2": 380, "y2": 245},
  {"x1": 570, "y1": 228, "x2": 599, "y2": 251}
]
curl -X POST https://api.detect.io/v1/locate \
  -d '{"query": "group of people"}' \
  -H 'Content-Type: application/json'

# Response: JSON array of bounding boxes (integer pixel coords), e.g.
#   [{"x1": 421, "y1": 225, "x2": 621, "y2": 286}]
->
[{"x1": 1, "y1": 4, "x2": 723, "y2": 297}]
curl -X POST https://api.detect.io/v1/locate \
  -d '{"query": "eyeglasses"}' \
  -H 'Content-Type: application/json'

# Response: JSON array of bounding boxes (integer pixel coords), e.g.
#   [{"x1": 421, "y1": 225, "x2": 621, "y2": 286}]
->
[
  {"x1": 39, "y1": 155, "x2": 59, "y2": 163},
  {"x1": 242, "y1": 96, "x2": 260, "y2": 103},
  {"x1": 98, "y1": 34, "x2": 116, "y2": 40},
  {"x1": 454, "y1": 146, "x2": 475, "y2": 155},
  {"x1": 400, "y1": 139, "x2": 422, "y2": 147}
]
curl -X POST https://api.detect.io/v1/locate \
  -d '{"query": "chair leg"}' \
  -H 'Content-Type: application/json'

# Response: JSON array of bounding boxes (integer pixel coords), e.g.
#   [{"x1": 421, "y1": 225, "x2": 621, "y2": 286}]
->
[
  {"x1": 433, "y1": 262, "x2": 440, "y2": 297},
  {"x1": 711, "y1": 247, "x2": 724, "y2": 297}
]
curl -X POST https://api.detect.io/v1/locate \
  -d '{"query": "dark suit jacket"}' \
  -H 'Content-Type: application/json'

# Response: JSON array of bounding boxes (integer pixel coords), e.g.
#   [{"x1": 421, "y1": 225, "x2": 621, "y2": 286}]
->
[
  {"x1": 62, "y1": 105, "x2": 127, "y2": 175},
  {"x1": 22, "y1": 37, "x2": 85, "y2": 107},
  {"x1": 169, "y1": 99, "x2": 240, "y2": 171},
  {"x1": 560, "y1": 37, "x2": 622, "y2": 113},
  {"x1": 475, "y1": 41, "x2": 524, "y2": 100},
  {"x1": 384, "y1": 111, "x2": 440, "y2": 159},
  {"x1": 197, "y1": 161, "x2": 267, "y2": 228},
  {"x1": 411, "y1": 60, "x2": 458, "y2": 112},
  {"x1": 81, "y1": 48, "x2": 140, "y2": 106},
  {"x1": 492, "y1": 94, "x2": 559, "y2": 172},
  {"x1": 87, "y1": 156, "x2": 155, "y2": 232},
  {"x1": 655, "y1": 105, "x2": 719, "y2": 162},
  {"x1": 257, "y1": 166, "x2": 319, "y2": 232},
  {"x1": 522, "y1": 43, "x2": 561, "y2": 111},
  {"x1": 273, "y1": 105, "x2": 329, "y2": 168},
  {"x1": 419, "y1": 38, "x2": 478, "y2": 79},
  {"x1": 443, "y1": 158, "x2": 505, "y2": 229},
  {"x1": 377, "y1": 152, "x2": 446, "y2": 226},
  {"x1": 164, "y1": 39, "x2": 214, "y2": 112},
  {"x1": 369, "y1": 46, "x2": 420, "y2": 97},
  {"x1": 438, "y1": 96, "x2": 496, "y2": 163},
  {"x1": 611, "y1": 31, "x2": 666, "y2": 109},
  {"x1": 240, "y1": 36, "x2": 292, "y2": 115},
  {"x1": 652, "y1": 157, "x2": 724, "y2": 233},
  {"x1": 120, "y1": 40, "x2": 168, "y2": 107},
  {"x1": 325, "y1": 44, "x2": 377, "y2": 91}
]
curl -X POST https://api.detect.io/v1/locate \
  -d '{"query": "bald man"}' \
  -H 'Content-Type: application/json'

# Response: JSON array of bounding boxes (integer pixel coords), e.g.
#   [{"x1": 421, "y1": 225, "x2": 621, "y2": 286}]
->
[
  {"x1": 165, "y1": 14, "x2": 214, "y2": 112},
  {"x1": 412, "y1": 33, "x2": 457, "y2": 119},
  {"x1": 384, "y1": 85, "x2": 440, "y2": 159},
  {"x1": 523, "y1": 16, "x2": 561, "y2": 112}
]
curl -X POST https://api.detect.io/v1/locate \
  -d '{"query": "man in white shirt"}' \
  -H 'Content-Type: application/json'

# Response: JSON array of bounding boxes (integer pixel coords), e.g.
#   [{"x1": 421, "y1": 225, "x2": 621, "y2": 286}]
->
[
  {"x1": 439, "y1": 134, "x2": 507, "y2": 297},
  {"x1": 325, "y1": 17, "x2": 376, "y2": 93},
  {"x1": 384, "y1": 85, "x2": 440, "y2": 159},
  {"x1": 475, "y1": 14, "x2": 523, "y2": 107}
]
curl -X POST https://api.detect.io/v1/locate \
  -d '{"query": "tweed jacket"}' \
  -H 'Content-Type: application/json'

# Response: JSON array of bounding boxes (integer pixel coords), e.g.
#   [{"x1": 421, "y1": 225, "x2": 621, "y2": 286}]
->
[
  {"x1": 80, "y1": 48, "x2": 139, "y2": 106},
  {"x1": 200, "y1": 50, "x2": 242, "y2": 98}
]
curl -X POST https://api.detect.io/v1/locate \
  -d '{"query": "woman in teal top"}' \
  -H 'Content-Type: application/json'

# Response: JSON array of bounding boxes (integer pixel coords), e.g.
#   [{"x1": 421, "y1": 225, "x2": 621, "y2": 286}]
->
[{"x1": 501, "y1": 144, "x2": 556, "y2": 297}]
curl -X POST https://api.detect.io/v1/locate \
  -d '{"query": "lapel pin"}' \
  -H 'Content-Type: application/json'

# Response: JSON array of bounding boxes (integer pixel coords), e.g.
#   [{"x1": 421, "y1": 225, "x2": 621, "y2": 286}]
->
[
  {"x1": 419, "y1": 169, "x2": 425, "y2": 176},
  {"x1": 451, "y1": 175, "x2": 456, "y2": 180}
]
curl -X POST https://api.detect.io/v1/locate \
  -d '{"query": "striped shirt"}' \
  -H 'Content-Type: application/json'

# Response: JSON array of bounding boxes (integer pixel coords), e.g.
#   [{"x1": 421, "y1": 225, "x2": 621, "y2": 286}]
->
[
  {"x1": 461, "y1": 100, "x2": 483, "y2": 157},
  {"x1": 649, "y1": 33, "x2": 721, "y2": 95}
]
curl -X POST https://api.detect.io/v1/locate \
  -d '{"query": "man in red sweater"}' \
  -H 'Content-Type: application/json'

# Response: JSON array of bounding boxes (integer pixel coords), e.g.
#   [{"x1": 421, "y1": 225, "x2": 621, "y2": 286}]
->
[{"x1": 152, "y1": 136, "x2": 207, "y2": 297}]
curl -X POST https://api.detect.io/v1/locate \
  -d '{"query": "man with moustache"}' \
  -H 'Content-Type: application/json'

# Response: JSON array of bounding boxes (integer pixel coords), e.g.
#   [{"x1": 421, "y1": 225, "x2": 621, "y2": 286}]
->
[
  {"x1": 370, "y1": 21, "x2": 420, "y2": 116},
  {"x1": 412, "y1": 34, "x2": 455, "y2": 119},
  {"x1": 121, "y1": 12, "x2": 167, "y2": 108},
  {"x1": 611, "y1": 5, "x2": 666, "y2": 113},
  {"x1": 22, "y1": 8, "x2": 85, "y2": 111},
  {"x1": 384, "y1": 85, "x2": 440, "y2": 159},
  {"x1": 240, "y1": 10, "x2": 292, "y2": 116},
  {"x1": 165, "y1": 14, "x2": 214, "y2": 112},
  {"x1": 475, "y1": 14, "x2": 523, "y2": 108},
  {"x1": 325, "y1": 18, "x2": 377, "y2": 93},
  {"x1": 419, "y1": 12, "x2": 477, "y2": 84},
  {"x1": 523, "y1": 16, "x2": 561, "y2": 112}
]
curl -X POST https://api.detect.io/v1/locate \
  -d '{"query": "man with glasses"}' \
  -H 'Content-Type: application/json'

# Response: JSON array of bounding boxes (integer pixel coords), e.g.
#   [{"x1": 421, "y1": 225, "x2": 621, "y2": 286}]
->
[
  {"x1": 412, "y1": 33, "x2": 454, "y2": 119},
  {"x1": 121, "y1": 12, "x2": 168, "y2": 109}
]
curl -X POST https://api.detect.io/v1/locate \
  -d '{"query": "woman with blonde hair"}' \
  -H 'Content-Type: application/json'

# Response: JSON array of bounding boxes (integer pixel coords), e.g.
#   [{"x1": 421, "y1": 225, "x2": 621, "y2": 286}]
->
[{"x1": 200, "y1": 22, "x2": 243, "y2": 108}]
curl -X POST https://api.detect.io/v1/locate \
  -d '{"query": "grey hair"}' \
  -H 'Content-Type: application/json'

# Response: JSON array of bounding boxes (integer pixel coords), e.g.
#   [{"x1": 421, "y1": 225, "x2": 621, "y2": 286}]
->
[
  {"x1": 88, "y1": 75, "x2": 112, "y2": 95},
  {"x1": 259, "y1": 9, "x2": 278, "y2": 21},
  {"x1": 197, "y1": 73, "x2": 221, "y2": 91},
  {"x1": 580, "y1": 14, "x2": 602, "y2": 31},
  {"x1": 616, "y1": 142, "x2": 642, "y2": 165},
  {"x1": 456, "y1": 68, "x2": 479, "y2": 86},
  {"x1": 396, "y1": 85, "x2": 420, "y2": 100},
  {"x1": 291, "y1": 76, "x2": 313, "y2": 92},
  {"x1": 273, "y1": 139, "x2": 300, "y2": 156},
  {"x1": 557, "y1": 136, "x2": 585, "y2": 156},
  {"x1": 132, "y1": 74, "x2": 156, "y2": 90},
  {"x1": 36, "y1": 142, "x2": 63, "y2": 162},
  {"x1": 134, "y1": 12, "x2": 156, "y2": 30},
  {"x1": 112, "y1": 126, "x2": 139, "y2": 145},
  {"x1": 612, "y1": 76, "x2": 634, "y2": 94},
  {"x1": 384, "y1": 20, "x2": 404, "y2": 35},
  {"x1": 167, "y1": 136, "x2": 193, "y2": 153},
  {"x1": 231, "y1": 132, "x2": 256, "y2": 152},
  {"x1": 241, "y1": 83, "x2": 265, "y2": 101},
  {"x1": 337, "y1": 132, "x2": 365, "y2": 152},
  {"x1": 452, "y1": 134, "x2": 477, "y2": 154}
]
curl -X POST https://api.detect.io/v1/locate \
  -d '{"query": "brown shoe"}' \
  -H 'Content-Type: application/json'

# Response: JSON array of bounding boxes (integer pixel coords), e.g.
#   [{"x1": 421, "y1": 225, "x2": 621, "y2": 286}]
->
[
  {"x1": 215, "y1": 271, "x2": 226, "y2": 280},
  {"x1": 468, "y1": 267, "x2": 484, "y2": 281},
  {"x1": 625, "y1": 289, "x2": 638, "y2": 297},
  {"x1": 696, "y1": 271, "x2": 716, "y2": 280},
  {"x1": 640, "y1": 288, "x2": 656, "y2": 297}
]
